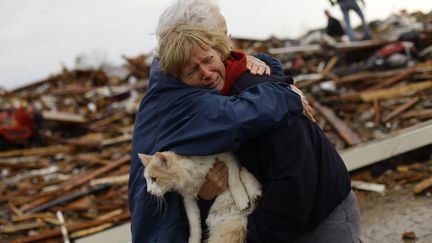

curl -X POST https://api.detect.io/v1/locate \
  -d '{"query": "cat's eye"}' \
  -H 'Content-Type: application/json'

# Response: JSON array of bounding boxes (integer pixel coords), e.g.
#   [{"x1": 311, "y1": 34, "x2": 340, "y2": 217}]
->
[{"x1": 150, "y1": 177, "x2": 157, "y2": 183}]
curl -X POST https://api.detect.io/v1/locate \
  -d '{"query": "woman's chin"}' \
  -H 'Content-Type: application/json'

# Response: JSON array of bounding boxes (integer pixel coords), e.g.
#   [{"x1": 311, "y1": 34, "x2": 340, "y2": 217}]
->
[{"x1": 214, "y1": 82, "x2": 224, "y2": 91}]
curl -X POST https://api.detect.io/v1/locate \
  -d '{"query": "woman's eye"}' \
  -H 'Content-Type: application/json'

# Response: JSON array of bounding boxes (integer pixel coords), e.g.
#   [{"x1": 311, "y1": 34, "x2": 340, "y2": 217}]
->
[
  {"x1": 151, "y1": 177, "x2": 157, "y2": 183},
  {"x1": 187, "y1": 71, "x2": 195, "y2": 77},
  {"x1": 187, "y1": 69, "x2": 197, "y2": 77}
]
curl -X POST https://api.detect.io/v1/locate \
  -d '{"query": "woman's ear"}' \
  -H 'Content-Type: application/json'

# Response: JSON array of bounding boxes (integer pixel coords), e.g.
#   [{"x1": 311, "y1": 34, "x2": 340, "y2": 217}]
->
[{"x1": 138, "y1": 153, "x2": 152, "y2": 167}]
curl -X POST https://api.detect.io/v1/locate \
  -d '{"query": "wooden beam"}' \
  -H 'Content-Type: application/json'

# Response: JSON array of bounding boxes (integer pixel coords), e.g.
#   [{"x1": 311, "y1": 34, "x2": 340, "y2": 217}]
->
[
  {"x1": 382, "y1": 97, "x2": 420, "y2": 122},
  {"x1": 269, "y1": 40, "x2": 383, "y2": 55},
  {"x1": 366, "y1": 67, "x2": 416, "y2": 91},
  {"x1": 26, "y1": 184, "x2": 111, "y2": 214},
  {"x1": 322, "y1": 56, "x2": 338, "y2": 76},
  {"x1": 60, "y1": 154, "x2": 130, "y2": 191},
  {"x1": 335, "y1": 69, "x2": 402, "y2": 85},
  {"x1": 373, "y1": 99, "x2": 381, "y2": 125},
  {"x1": 12, "y1": 212, "x2": 130, "y2": 243},
  {"x1": 360, "y1": 80, "x2": 432, "y2": 101},
  {"x1": 0, "y1": 222, "x2": 47, "y2": 233},
  {"x1": 413, "y1": 177, "x2": 432, "y2": 194},
  {"x1": 42, "y1": 111, "x2": 87, "y2": 124},
  {"x1": 401, "y1": 109, "x2": 432, "y2": 120},
  {"x1": 313, "y1": 101, "x2": 362, "y2": 146},
  {"x1": 0, "y1": 145, "x2": 74, "y2": 158}
]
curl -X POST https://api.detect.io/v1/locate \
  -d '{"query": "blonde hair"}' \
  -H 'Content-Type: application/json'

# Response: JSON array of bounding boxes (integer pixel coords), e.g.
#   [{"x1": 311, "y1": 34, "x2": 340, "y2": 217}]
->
[{"x1": 158, "y1": 23, "x2": 231, "y2": 79}]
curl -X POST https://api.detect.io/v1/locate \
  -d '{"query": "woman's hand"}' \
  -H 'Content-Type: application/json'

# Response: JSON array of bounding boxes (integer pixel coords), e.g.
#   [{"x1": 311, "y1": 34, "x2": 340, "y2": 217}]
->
[
  {"x1": 290, "y1": 85, "x2": 316, "y2": 123},
  {"x1": 246, "y1": 55, "x2": 271, "y2": 76},
  {"x1": 198, "y1": 160, "x2": 228, "y2": 200}
]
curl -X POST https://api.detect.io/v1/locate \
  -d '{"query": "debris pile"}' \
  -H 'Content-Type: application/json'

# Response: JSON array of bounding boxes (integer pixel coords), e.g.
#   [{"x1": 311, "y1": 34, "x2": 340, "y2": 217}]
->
[
  {"x1": 1, "y1": 9, "x2": 431, "y2": 242},
  {"x1": 0, "y1": 58, "x2": 149, "y2": 242},
  {"x1": 263, "y1": 10, "x2": 432, "y2": 150}
]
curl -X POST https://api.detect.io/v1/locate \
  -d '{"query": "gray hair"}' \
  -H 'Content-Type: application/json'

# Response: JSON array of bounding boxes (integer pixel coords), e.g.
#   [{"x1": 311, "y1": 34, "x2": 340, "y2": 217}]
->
[{"x1": 156, "y1": 0, "x2": 220, "y2": 40}]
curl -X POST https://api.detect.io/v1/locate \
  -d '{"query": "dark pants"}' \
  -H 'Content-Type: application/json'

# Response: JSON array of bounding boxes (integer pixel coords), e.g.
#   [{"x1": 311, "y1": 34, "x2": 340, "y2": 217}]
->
[{"x1": 339, "y1": 0, "x2": 373, "y2": 41}]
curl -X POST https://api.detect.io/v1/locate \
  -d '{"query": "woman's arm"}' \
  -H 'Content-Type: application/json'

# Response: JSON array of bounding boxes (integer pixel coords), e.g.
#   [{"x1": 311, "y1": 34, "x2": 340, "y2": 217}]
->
[{"x1": 157, "y1": 80, "x2": 303, "y2": 155}]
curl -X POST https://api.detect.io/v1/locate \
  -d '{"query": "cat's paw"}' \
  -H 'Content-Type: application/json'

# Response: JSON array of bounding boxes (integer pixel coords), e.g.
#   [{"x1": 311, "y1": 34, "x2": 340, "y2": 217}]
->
[
  {"x1": 250, "y1": 187, "x2": 262, "y2": 202},
  {"x1": 235, "y1": 196, "x2": 250, "y2": 211},
  {"x1": 251, "y1": 191, "x2": 262, "y2": 204}
]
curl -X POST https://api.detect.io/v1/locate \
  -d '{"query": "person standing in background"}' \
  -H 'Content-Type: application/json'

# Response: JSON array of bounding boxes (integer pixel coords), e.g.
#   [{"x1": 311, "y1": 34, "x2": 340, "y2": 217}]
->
[
  {"x1": 324, "y1": 9, "x2": 345, "y2": 42},
  {"x1": 329, "y1": 0, "x2": 374, "y2": 41}
]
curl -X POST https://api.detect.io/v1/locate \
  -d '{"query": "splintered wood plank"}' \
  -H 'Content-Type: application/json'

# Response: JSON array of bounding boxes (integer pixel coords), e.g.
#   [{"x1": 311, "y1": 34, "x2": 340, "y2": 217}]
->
[
  {"x1": 322, "y1": 56, "x2": 338, "y2": 76},
  {"x1": 12, "y1": 213, "x2": 57, "y2": 223},
  {"x1": 0, "y1": 145, "x2": 74, "y2": 158},
  {"x1": 19, "y1": 194, "x2": 57, "y2": 213},
  {"x1": 90, "y1": 174, "x2": 129, "y2": 186},
  {"x1": 360, "y1": 80, "x2": 432, "y2": 101},
  {"x1": 88, "y1": 112, "x2": 126, "y2": 130},
  {"x1": 366, "y1": 67, "x2": 416, "y2": 91},
  {"x1": 12, "y1": 212, "x2": 130, "y2": 243},
  {"x1": 338, "y1": 70, "x2": 396, "y2": 85},
  {"x1": 100, "y1": 134, "x2": 132, "y2": 147},
  {"x1": 70, "y1": 223, "x2": 113, "y2": 239},
  {"x1": 382, "y1": 97, "x2": 420, "y2": 122},
  {"x1": 336, "y1": 71, "x2": 374, "y2": 85},
  {"x1": 26, "y1": 184, "x2": 111, "y2": 214},
  {"x1": 373, "y1": 99, "x2": 381, "y2": 124},
  {"x1": 0, "y1": 221, "x2": 47, "y2": 233},
  {"x1": 413, "y1": 177, "x2": 432, "y2": 194},
  {"x1": 42, "y1": 111, "x2": 87, "y2": 124},
  {"x1": 401, "y1": 109, "x2": 432, "y2": 120},
  {"x1": 312, "y1": 101, "x2": 362, "y2": 146},
  {"x1": 60, "y1": 154, "x2": 130, "y2": 191}
]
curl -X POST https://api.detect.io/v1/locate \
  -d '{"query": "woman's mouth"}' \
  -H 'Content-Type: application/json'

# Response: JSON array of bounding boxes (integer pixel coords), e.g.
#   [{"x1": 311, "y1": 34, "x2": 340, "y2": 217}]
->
[{"x1": 205, "y1": 76, "x2": 219, "y2": 89}]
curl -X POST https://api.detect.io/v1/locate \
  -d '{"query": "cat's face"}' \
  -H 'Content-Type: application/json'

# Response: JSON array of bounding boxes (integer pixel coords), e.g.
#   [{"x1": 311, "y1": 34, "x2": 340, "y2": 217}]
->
[{"x1": 138, "y1": 152, "x2": 181, "y2": 196}]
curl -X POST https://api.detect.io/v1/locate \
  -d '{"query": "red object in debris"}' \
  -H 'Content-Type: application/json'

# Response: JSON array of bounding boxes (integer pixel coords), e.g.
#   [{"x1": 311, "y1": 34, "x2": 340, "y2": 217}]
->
[
  {"x1": 0, "y1": 107, "x2": 34, "y2": 141},
  {"x1": 292, "y1": 54, "x2": 305, "y2": 70},
  {"x1": 376, "y1": 41, "x2": 414, "y2": 58}
]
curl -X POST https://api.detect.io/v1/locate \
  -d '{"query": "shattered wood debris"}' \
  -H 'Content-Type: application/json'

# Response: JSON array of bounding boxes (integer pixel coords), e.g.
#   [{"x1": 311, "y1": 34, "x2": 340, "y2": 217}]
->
[
  {"x1": 1, "y1": 9, "x2": 432, "y2": 242},
  {"x1": 0, "y1": 56, "x2": 144, "y2": 241}
]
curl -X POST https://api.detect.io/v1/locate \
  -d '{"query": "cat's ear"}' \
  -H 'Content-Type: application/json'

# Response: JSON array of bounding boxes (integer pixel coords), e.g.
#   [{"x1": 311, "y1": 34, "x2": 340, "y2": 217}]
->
[
  {"x1": 138, "y1": 153, "x2": 152, "y2": 167},
  {"x1": 155, "y1": 152, "x2": 169, "y2": 167}
]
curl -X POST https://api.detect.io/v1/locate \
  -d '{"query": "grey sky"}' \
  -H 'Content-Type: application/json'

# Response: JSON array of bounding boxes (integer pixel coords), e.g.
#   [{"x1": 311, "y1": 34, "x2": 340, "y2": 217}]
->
[{"x1": 0, "y1": 0, "x2": 431, "y2": 90}]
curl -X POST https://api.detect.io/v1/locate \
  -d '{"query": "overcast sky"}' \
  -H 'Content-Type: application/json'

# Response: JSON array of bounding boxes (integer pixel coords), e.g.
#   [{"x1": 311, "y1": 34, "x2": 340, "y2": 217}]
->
[{"x1": 0, "y1": 0, "x2": 431, "y2": 90}]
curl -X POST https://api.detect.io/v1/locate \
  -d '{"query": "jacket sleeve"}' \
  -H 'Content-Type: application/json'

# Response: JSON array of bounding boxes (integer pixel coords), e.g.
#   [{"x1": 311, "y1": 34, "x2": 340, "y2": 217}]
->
[{"x1": 159, "y1": 80, "x2": 303, "y2": 155}]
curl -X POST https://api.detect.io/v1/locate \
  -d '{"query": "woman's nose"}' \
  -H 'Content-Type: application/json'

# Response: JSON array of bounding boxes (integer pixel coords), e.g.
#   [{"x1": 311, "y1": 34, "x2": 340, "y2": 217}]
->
[{"x1": 200, "y1": 67, "x2": 212, "y2": 80}]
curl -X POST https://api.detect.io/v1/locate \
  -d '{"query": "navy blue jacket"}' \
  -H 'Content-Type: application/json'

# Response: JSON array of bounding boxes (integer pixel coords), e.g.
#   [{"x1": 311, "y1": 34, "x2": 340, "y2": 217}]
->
[{"x1": 129, "y1": 55, "x2": 303, "y2": 242}]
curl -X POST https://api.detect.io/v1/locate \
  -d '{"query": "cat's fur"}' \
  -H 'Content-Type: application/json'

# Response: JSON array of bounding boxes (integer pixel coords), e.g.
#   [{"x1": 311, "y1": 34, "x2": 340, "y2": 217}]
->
[{"x1": 138, "y1": 151, "x2": 261, "y2": 243}]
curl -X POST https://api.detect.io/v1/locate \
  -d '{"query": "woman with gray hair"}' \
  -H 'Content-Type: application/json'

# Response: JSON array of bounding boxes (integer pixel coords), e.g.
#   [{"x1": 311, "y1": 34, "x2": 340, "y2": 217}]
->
[
  {"x1": 156, "y1": 0, "x2": 226, "y2": 39},
  {"x1": 129, "y1": 0, "x2": 314, "y2": 242}
]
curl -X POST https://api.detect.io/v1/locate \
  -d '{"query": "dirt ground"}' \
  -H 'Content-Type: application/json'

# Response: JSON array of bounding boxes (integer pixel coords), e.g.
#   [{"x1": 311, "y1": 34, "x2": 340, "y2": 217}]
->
[
  {"x1": 357, "y1": 187, "x2": 432, "y2": 243},
  {"x1": 353, "y1": 155, "x2": 432, "y2": 243}
]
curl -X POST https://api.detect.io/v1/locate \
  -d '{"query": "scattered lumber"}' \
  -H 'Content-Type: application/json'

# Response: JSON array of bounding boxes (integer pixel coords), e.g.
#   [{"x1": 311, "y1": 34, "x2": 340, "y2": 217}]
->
[
  {"x1": 1, "y1": 9, "x2": 432, "y2": 242},
  {"x1": 312, "y1": 100, "x2": 362, "y2": 146},
  {"x1": 413, "y1": 177, "x2": 432, "y2": 194}
]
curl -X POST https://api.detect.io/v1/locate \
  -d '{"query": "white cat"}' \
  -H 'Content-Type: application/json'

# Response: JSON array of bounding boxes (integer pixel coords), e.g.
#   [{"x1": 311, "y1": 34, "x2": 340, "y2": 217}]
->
[{"x1": 138, "y1": 151, "x2": 261, "y2": 243}]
